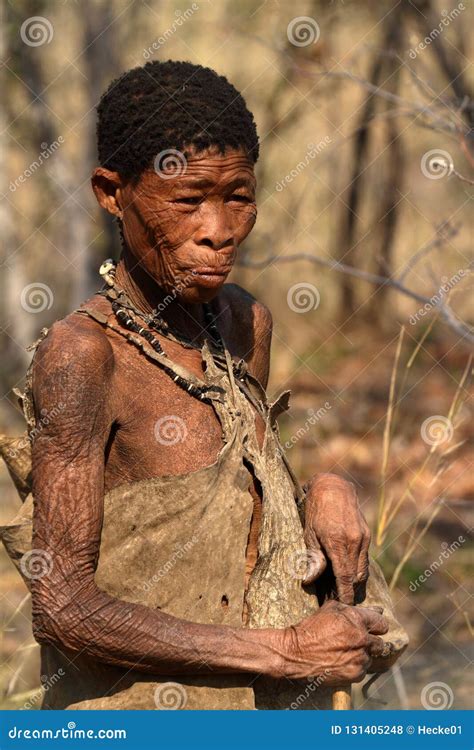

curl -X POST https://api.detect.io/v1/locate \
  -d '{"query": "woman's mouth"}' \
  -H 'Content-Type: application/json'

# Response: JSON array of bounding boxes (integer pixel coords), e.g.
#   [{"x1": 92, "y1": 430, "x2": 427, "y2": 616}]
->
[
  {"x1": 191, "y1": 267, "x2": 231, "y2": 287},
  {"x1": 193, "y1": 267, "x2": 231, "y2": 276}
]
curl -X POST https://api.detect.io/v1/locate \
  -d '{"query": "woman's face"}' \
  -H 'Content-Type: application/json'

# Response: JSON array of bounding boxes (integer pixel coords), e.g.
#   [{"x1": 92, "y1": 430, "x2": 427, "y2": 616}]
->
[{"x1": 93, "y1": 145, "x2": 257, "y2": 304}]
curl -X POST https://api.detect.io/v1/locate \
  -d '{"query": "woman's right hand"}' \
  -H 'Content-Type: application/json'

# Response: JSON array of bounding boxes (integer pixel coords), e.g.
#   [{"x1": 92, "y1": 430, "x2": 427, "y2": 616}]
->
[{"x1": 276, "y1": 600, "x2": 389, "y2": 684}]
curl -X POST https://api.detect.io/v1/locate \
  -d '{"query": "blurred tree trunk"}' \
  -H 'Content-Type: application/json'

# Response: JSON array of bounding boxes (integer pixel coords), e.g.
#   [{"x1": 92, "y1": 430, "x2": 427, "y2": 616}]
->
[
  {"x1": 1, "y1": 20, "x2": 31, "y2": 384},
  {"x1": 336, "y1": 3, "x2": 405, "y2": 323},
  {"x1": 335, "y1": 53, "x2": 384, "y2": 319},
  {"x1": 6, "y1": 1, "x2": 90, "y2": 310},
  {"x1": 369, "y1": 7, "x2": 405, "y2": 317},
  {"x1": 82, "y1": 0, "x2": 123, "y2": 285},
  {"x1": 407, "y1": 0, "x2": 473, "y2": 147},
  {"x1": 371, "y1": 111, "x2": 404, "y2": 311}
]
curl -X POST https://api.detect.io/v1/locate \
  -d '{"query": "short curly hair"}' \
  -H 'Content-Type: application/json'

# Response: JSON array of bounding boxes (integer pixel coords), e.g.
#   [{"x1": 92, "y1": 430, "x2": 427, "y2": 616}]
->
[{"x1": 96, "y1": 59, "x2": 259, "y2": 183}]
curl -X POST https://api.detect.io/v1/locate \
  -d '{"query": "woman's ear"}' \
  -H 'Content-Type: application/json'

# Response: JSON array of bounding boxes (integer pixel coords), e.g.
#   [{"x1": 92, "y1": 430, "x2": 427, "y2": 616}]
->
[{"x1": 91, "y1": 168, "x2": 124, "y2": 219}]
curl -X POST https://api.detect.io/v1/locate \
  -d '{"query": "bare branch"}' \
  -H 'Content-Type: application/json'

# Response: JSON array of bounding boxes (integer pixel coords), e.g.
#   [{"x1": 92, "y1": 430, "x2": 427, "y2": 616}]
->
[
  {"x1": 397, "y1": 222, "x2": 460, "y2": 282},
  {"x1": 237, "y1": 253, "x2": 474, "y2": 344}
]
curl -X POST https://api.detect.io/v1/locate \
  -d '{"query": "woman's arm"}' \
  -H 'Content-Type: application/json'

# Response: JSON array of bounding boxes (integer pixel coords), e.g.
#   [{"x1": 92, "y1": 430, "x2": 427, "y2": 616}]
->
[{"x1": 30, "y1": 315, "x2": 283, "y2": 677}]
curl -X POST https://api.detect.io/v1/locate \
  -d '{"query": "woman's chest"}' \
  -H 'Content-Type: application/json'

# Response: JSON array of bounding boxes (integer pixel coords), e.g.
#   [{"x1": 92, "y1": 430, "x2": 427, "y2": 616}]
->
[{"x1": 104, "y1": 337, "x2": 266, "y2": 488}]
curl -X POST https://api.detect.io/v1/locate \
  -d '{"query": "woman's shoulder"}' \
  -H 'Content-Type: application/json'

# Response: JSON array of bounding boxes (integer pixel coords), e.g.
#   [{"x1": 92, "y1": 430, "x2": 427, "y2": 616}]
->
[
  {"x1": 32, "y1": 293, "x2": 114, "y2": 378},
  {"x1": 220, "y1": 283, "x2": 273, "y2": 335}
]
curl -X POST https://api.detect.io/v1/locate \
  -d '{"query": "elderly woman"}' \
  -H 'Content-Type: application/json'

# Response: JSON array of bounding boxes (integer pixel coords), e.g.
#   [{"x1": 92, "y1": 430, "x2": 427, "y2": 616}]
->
[{"x1": 2, "y1": 60, "x2": 406, "y2": 710}]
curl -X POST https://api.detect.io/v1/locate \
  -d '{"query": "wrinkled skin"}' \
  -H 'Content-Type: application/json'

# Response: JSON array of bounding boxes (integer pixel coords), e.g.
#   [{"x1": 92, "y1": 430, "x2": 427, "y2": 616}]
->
[
  {"x1": 283, "y1": 602, "x2": 387, "y2": 682},
  {"x1": 30, "y1": 145, "x2": 387, "y2": 685},
  {"x1": 302, "y1": 474, "x2": 371, "y2": 604}
]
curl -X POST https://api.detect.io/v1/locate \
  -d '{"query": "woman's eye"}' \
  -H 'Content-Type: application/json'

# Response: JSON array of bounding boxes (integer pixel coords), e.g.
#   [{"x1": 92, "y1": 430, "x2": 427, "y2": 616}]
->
[
  {"x1": 229, "y1": 195, "x2": 251, "y2": 203},
  {"x1": 174, "y1": 195, "x2": 253, "y2": 205},
  {"x1": 175, "y1": 197, "x2": 201, "y2": 205}
]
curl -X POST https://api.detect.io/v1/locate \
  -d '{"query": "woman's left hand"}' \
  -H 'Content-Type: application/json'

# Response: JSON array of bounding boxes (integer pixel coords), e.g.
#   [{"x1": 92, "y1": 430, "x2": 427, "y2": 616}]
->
[{"x1": 302, "y1": 473, "x2": 371, "y2": 605}]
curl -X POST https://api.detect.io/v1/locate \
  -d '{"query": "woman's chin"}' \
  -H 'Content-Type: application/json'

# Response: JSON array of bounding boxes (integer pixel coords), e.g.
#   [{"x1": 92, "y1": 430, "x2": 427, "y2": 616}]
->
[{"x1": 178, "y1": 277, "x2": 227, "y2": 303}]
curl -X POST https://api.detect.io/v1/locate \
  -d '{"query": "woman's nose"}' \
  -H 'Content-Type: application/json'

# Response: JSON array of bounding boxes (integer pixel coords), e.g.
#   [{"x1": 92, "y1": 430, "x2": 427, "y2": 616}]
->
[{"x1": 194, "y1": 204, "x2": 234, "y2": 250}]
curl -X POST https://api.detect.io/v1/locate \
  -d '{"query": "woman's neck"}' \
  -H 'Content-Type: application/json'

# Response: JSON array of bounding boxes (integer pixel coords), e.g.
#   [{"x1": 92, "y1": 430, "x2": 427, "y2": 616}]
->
[{"x1": 114, "y1": 251, "x2": 207, "y2": 338}]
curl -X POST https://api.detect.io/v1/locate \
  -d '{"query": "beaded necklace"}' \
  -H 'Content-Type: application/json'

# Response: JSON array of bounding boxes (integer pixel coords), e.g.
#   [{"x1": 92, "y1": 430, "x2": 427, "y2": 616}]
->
[{"x1": 98, "y1": 259, "x2": 233, "y2": 403}]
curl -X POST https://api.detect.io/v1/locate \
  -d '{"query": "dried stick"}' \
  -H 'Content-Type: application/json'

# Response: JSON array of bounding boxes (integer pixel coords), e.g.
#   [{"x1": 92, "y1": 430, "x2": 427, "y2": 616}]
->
[{"x1": 332, "y1": 687, "x2": 352, "y2": 710}]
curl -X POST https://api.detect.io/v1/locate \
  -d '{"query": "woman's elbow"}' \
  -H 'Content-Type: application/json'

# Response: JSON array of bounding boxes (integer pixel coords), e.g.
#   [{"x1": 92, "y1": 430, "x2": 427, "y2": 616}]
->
[{"x1": 31, "y1": 584, "x2": 91, "y2": 652}]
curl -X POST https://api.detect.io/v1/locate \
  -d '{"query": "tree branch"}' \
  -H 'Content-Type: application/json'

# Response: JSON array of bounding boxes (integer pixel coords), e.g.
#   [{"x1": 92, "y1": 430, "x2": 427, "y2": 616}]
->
[{"x1": 237, "y1": 252, "x2": 473, "y2": 344}]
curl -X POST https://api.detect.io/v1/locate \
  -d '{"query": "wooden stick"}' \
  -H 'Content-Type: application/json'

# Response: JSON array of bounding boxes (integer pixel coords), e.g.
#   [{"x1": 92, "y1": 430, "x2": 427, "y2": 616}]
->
[{"x1": 332, "y1": 687, "x2": 352, "y2": 710}]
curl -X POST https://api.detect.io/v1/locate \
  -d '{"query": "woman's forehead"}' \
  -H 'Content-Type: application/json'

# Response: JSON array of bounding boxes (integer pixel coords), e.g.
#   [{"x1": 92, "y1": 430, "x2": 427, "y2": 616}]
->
[{"x1": 139, "y1": 147, "x2": 256, "y2": 190}]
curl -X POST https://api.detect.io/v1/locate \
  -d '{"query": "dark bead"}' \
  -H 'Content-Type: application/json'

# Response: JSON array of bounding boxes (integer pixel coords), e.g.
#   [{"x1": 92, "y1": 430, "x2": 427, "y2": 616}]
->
[{"x1": 111, "y1": 294, "x2": 225, "y2": 404}]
